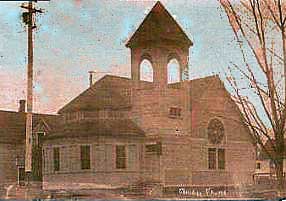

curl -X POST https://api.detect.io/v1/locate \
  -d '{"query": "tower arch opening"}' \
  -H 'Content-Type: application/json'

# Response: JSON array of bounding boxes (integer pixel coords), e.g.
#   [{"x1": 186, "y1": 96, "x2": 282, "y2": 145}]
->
[
  {"x1": 140, "y1": 59, "x2": 153, "y2": 82},
  {"x1": 167, "y1": 58, "x2": 180, "y2": 84}
]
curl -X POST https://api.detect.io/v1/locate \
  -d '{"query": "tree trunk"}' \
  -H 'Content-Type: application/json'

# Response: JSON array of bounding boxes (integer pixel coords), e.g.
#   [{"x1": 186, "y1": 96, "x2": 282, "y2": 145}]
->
[{"x1": 275, "y1": 159, "x2": 284, "y2": 195}]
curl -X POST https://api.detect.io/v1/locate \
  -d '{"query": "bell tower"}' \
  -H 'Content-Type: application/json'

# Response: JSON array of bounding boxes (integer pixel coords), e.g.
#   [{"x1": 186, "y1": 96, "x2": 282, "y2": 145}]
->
[{"x1": 126, "y1": 1, "x2": 193, "y2": 87}]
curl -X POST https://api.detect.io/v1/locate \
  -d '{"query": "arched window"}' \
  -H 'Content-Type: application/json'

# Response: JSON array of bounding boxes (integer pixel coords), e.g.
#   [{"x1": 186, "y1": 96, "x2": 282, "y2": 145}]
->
[
  {"x1": 140, "y1": 59, "x2": 153, "y2": 82},
  {"x1": 167, "y1": 58, "x2": 180, "y2": 83}
]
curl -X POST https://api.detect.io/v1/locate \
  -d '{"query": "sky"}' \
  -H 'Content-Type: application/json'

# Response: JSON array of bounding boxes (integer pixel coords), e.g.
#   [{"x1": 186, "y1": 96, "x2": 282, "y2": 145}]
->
[{"x1": 0, "y1": 0, "x2": 245, "y2": 114}]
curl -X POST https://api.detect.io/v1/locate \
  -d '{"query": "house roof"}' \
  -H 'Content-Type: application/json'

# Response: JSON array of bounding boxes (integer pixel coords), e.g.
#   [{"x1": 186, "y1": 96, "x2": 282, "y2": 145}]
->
[
  {"x1": 125, "y1": 1, "x2": 193, "y2": 48},
  {"x1": 0, "y1": 110, "x2": 59, "y2": 144},
  {"x1": 58, "y1": 75, "x2": 154, "y2": 114},
  {"x1": 58, "y1": 75, "x2": 133, "y2": 113},
  {"x1": 59, "y1": 74, "x2": 223, "y2": 115},
  {"x1": 43, "y1": 119, "x2": 145, "y2": 140},
  {"x1": 0, "y1": 75, "x2": 226, "y2": 143},
  {"x1": 51, "y1": 75, "x2": 225, "y2": 141},
  {"x1": 167, "y1": 75, "x2": 225, "y2": 107}
]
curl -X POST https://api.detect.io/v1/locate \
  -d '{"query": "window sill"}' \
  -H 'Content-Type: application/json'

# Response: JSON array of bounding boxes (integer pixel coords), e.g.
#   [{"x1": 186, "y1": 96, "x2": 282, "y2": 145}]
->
[
  {"x1": 46, "y1": 169, "x2": 140, "y2": 175},
  {"x1": 80, "y1": 168, "x2": 92, "y2": 172},
  {"x1": 205, "y1": 168, "x2": 227, "y2": 172},
  {"x1": 114, "y1": 168, "x2": 128, "y2": 171},
  {"x1": 168, "y1": 115, "x2": 183, "y2": 119},
  {"x1": 53, "y1": 169, "x2": 92, "y2": 174}
]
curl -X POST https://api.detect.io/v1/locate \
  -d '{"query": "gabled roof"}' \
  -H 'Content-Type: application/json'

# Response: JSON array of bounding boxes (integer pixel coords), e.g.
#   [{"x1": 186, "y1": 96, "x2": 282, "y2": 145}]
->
[
  {"x1": 33, "y1": 115, "x2": 60, "y2": 133},
  {"x1": 58, "y1": 75, "x2": 153, "y2": 114},
  {"x1": 0, "y1": 110, "x2": 59, "y2": 144},
  {"x1": 58, "y1": 75, "x2": 133, "y2": 114},
  {"x1": 188, "y1": 75, "x2": 225, "y2": 104},
  {"x1": 44, "y1": 119, "x2": 145, "y2": 140},
  {"x1": 58, "y1": 75, "x2": 225, "y2": 115},
  {"x1": 126, "y1": 1, "x2": 193, "y2": 48},
  {"x1": 168, "y1": 75, "x2": 225, "y2": 104}
]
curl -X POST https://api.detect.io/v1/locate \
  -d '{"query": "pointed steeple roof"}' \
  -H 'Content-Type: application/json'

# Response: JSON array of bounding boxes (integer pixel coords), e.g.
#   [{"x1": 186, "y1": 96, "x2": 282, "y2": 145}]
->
[{"x1": 126, "y1": 1, "x2": 193, "y2": 48}]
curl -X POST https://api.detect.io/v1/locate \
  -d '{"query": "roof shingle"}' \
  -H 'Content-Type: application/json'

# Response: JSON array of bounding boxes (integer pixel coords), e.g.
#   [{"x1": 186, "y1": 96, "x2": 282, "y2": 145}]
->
[{"x1": 44, "y1": 119, "x2": 145, "y2": 140}]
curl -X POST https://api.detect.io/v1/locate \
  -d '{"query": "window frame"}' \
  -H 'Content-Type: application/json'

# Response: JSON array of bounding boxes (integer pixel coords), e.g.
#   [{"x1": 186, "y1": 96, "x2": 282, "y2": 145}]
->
[
  {"x1": 53, "y1": 147, "x2": 60, "y2": 172},
  {"x1": 18, "y1": 166, "x2": 25, "y2": 186},
  {"x1": 80, "y1": 144, "x2": 91, "y2": 170},
  {"x1": 256, "y1": 162, "x2": 261, "y2": 170},
  {"x1": 167, "y1": 57, "x2": 181, "y2": 84},
  {"x1": 169, "y1": 107, "x2": 182, "y2": 118},
  {"x1": 42, "y1": 148, "x2": 45, "y2": 173},
  {"x1": 115, "y1": 145, "x2": 127, "y2": 169},
  {"x1": 145, "y1": 142, "x2": 162, "y2": 155},
  {"x1": 207, "y1": 147, "x2": 226, "y2": 170},
  {"x1": 139, "y1": 58, "x2": 154, "y2": 82},
  {"x1": 208, "y1": 148, "x2": 217, "y2": 170},
  {"x1": 218, "y1": 148, "x2": 225, "y2": 170}
]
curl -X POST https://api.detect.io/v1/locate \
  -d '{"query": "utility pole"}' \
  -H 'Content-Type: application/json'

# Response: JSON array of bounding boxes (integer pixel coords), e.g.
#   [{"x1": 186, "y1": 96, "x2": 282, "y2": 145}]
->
[{"x1": 21, "y1": 0, "x2": 43, "y2": 176}]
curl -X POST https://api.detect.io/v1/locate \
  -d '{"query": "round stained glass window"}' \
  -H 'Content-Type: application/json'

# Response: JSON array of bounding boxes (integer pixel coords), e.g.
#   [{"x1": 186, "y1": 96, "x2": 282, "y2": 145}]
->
[{"x1": 207, "y1": 118, "x2": 224, "y2": 144}]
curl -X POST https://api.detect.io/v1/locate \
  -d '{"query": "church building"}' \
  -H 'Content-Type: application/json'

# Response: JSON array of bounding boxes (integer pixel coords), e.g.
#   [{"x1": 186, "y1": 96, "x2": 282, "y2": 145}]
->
[
  {"x1": 0, "y1": 1, "x2": 256, "y2": 198},
  {"x1": 40, "y1": 1, "x2": 256, "y2": 193}
]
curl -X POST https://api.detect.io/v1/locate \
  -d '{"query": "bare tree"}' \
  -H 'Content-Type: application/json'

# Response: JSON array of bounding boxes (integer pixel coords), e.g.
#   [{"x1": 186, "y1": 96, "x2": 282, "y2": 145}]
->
[{"x1": 219, "y1": 0, "x2": 286, "y2": 193}]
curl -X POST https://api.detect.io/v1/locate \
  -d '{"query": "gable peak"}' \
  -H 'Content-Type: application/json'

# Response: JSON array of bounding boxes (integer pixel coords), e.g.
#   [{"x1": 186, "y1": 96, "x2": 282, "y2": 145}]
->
[
  {"x1": 152, "y1": 1, "x2": 165, "y2": 12},
  {"x1": 125, "y1": 1, "x2": 192, "y2": 48}
]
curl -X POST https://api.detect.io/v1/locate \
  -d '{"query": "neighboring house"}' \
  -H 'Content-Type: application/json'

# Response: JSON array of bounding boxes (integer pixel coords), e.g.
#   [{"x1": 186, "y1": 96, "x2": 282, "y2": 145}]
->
[
  {"x1": 0, "y1": 100, "x2": 59, "y2": 192},
  {"x1": 39, "y1": 1, "x2": 256, "y2": 193}
]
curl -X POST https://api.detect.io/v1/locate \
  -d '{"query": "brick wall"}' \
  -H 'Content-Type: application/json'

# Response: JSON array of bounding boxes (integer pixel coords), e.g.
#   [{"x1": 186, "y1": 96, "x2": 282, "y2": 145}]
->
[
  {"x1": 129, "y1": 76, "x2": 255, "y2": 187},
  {"x1": 190, "y1": 77, "x2": 256, "y2": 186}
]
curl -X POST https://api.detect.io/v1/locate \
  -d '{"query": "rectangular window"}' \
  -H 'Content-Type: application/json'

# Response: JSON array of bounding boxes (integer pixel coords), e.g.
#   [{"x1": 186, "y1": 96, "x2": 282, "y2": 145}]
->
[
  {"x1": 116, "y1": 145, "x2": 126, "y2": 169},
  {"x1": 42, "y1": 149, "x2": 45, "y2": 172},
  {"x1": 81, "y1": 145, "x2": 91, "y2": 170},
  {"x1": 18, "y1": 167, "x2": 25, "y2": 186},
  {"x1": 53, "y1": 147, "x2": 60, "y2": 171},
  {"x1": 122, "y1": 88, "x2": 131, "y2": 97},
  {"x1": 218, "y1": 148, "x2": 225, "y2": 169},
  {"x1": 146, "y1": 144, "x2": 158, "y2": 153},
  {"x1": 38, "y1": 132, "x2": 45, "y2": 147},
  {"x1": 256, "y1": 162, "x2": 261, "y2": 169},
  {"x1": 208, "y1": 148, "x2": 216, "y2": 169},
  {"x1": 145, "y1": 142, "x2": 162, "y2": 155},
  {"x1": 169, "y1": 107, "x2": 182, "y2": 117}
]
